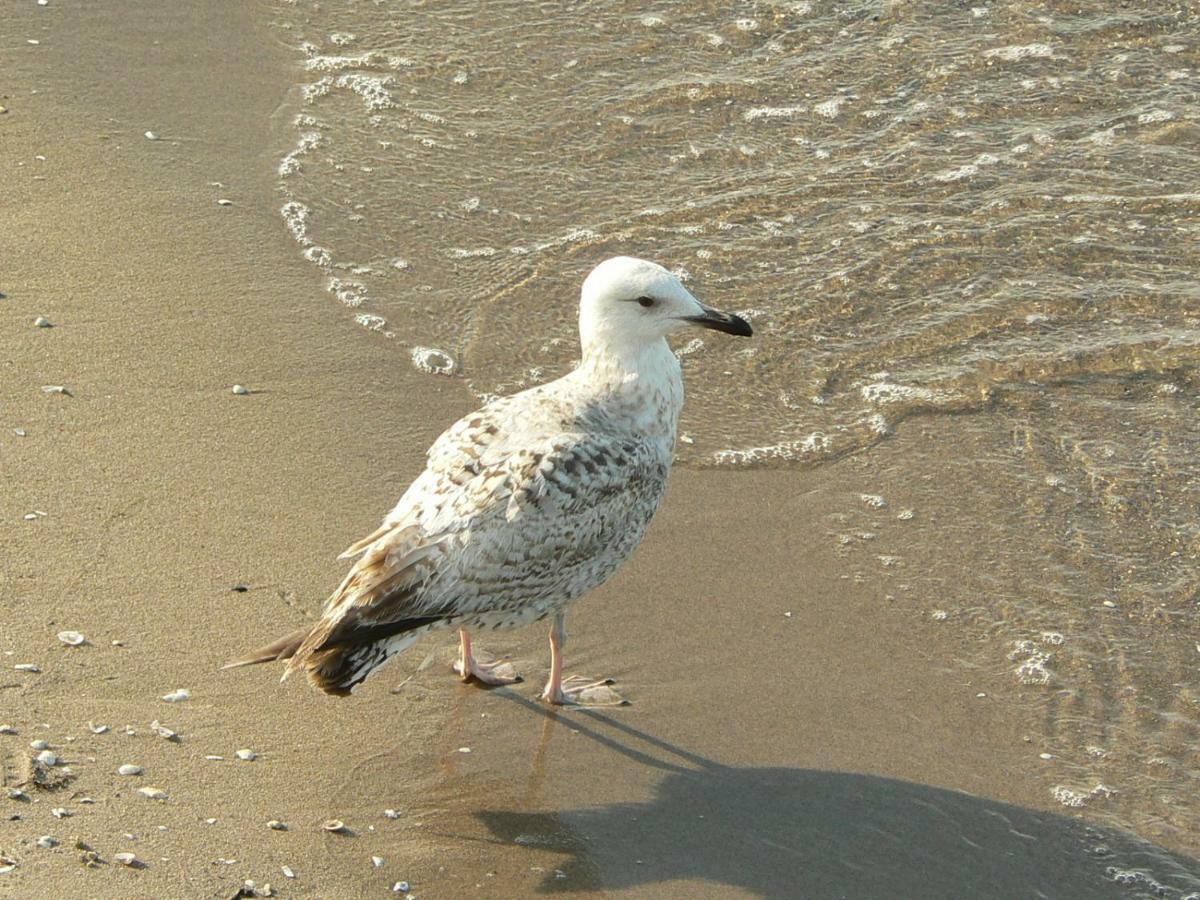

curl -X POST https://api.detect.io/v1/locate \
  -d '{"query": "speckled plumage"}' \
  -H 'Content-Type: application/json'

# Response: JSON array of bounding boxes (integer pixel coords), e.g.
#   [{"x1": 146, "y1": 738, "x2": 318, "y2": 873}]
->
[{"x1": 226, "y1": 256, "x2": 751, "y2": 700}]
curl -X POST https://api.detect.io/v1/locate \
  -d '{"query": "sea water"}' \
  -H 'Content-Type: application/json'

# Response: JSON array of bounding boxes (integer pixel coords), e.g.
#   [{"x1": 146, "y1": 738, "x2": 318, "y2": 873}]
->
[{"x1": 270, "y1": 0, "x2": 1200, "y2": 869}]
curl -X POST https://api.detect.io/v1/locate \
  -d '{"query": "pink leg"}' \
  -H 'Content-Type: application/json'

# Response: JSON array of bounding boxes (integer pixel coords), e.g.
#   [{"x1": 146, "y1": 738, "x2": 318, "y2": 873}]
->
[
  {"x1": 540, "y1": 614, "x2": 567, "y2": 703},
  {"x1": 540, "y1": 613, "x2": 625, "y2": 706},
  {"x1": 453, "y1": 629, "x2": 521, "y2": 686}
]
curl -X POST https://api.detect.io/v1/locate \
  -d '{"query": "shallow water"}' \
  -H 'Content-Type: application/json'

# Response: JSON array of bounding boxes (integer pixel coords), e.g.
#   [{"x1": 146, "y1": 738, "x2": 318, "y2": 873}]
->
[{"x1": 270, "y1": 0, "x2": 1199, "y2": 868}]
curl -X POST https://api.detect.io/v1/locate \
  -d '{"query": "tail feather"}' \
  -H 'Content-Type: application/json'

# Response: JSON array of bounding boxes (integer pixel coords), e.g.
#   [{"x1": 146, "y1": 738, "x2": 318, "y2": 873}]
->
[
  {"x1": 302, "y1": 633, "x2": 420, "y2": 696},
  {"x1": 225, "y1": 616, "x2": 442, "y2": 696},
  {"x1": 221, "y1": 626, "x2": 311, "y2": 670}
]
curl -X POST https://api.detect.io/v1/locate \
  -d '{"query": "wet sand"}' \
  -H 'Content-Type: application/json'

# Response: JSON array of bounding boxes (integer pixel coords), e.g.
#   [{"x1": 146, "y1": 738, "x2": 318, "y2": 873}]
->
[{"x1": 2, "y1": 3, "x2": 1197, "y2": 898}]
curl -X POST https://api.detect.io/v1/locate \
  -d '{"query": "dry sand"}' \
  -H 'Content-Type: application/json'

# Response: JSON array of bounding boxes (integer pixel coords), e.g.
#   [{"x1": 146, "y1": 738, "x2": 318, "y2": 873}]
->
[{"x1": 2, "y1": 3, "x2": 1197, "y2": 899}]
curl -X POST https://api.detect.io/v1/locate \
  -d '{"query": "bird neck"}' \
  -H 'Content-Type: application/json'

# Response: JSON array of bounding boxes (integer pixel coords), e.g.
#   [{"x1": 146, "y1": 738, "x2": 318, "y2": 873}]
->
[{"x1": 576, "y1": 338, "x2": 683, "y2": 443}]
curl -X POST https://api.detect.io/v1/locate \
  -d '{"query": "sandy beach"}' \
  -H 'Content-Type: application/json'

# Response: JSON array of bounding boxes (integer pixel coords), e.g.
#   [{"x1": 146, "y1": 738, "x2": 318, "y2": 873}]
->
[{"x1": 3, "y1": 3, "x2": 1198, "y2": 898}]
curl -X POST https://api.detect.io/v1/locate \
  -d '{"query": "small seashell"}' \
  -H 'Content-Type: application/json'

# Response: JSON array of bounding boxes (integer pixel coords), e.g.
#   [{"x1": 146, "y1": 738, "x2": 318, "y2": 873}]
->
[
  {"x1": 149, "y1": 720, "x2": 179, "y2": 741},
  {"x1": 137, "y1": 786, "x2": 167, "y2": 800},
  {"x1": 235, "y1": 749, "x2": 257, "y2": 761},
  {"x1": 36, "y1": 835, "x2": 58, "y2": 849},
  {"x1": 372, "y1": 855, "x2": 385, "y2": 868},
  {"x1": 57, "y1": 630, "x2": 85, "y2": 646},
  {"x1": 204, "y1": 818, "x2": 217, "y2": 825},
  {"x1": 51, "y1": 807, "x2": 70, "y2": 818},
  {"x1": 144, "y1": 131, "x2": 157, "y2": 140},
  {"x1": 41, "y1": 385, "x2": 69, "y2": 395},
  {"x1": 393, "y1": 882, "x2": 410, "y2": 893},
  {"x1": 0, "y1": 725, "x2": 16, "y2": 735},
  {"x1": 383, "y1": 809, "x2": 401, "y2": 819},
  {"x1": 457, "y1": 747, "x2": 471, "y2": 754},
  {"x1": 267, "y1": 820, "x2": 287, "y2": 831},
  {"x1": 34, "y1": 316, "x2": 52, "y2": 328},
  {"x1": 13, "y1": 429, "x2": 27, "y2": 437},
  {"x1": 30, "y1": 739, "x2": 49, "y2": 751},
  {"x1": 113, "y1": 852, "x2": 139, "y2": 867},
  {"x1": 118, "y1": 764, "x2": 143, "y2": 776},
  {"x1": 281, "y1": 865, "x2": 295, "y2": 878},
  {"x1": 232, "y1": 384, "x2": 250, "y2": 395},
  {"x1": 36, "y1": 749, "x2": 58, "y2": 766},
  {"x1": 321, "y1": 819, "x2": 347, "y2": 833},
  {"x1": 205, "y1": 755, "x2": 224, "y2": 761},
  {"x1": 217, "y1": 198, "x2": 233, "y2": 206},
  {"x1": 0, "y1": 861, "x2": 15, "y2": 875},
  {"x1": 7, "y1": 788, "x2": 29, "y2": 800},
  {"x1": 87, "y1": 722, "x2": 109, "y2": 734},
  {"x1": 160, "y1": 688, "x2": 189, "y2": 702},
  {"x1": 14, "y1": 663, "x2": 41, "y2": 672}
]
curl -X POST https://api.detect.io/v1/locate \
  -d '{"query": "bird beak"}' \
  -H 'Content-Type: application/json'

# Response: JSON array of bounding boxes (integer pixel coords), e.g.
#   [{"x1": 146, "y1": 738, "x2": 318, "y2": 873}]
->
[{"x1": 681, "y1": 302, "x2": 753, "y2": 337}]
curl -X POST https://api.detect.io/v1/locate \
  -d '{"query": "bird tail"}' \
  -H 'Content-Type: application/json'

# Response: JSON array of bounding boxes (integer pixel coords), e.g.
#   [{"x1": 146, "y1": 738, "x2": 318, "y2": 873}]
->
[
  {"x1": 223, "y1": 621, "x2": 430, "y2": 696},
  {"x1": 221, "y1": 626, "x2": 311, "y2": 670}
]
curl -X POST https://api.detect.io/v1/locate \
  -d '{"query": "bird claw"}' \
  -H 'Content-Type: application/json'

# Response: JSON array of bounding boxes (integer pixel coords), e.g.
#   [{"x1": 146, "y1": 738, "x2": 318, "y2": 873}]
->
[
  {"x1": 453, "y1": 656, "x2": 522, "y2": 686},
  {"x1": 542, "y1": 675, "x2": 627, "y2": 706}
]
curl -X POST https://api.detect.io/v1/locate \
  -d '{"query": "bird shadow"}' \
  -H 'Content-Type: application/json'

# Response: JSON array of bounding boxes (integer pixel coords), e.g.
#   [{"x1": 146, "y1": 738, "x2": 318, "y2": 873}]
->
[{"x1": 473, "y1": 694, "x2": 1200, "y2": 899}]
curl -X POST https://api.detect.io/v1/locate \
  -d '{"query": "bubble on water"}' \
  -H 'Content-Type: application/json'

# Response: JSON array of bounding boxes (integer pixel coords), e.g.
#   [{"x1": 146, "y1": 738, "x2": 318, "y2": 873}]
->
[
  {"x1": 355, "y1": 313, "x2": 387, "y2": 332},
  {"x1": 1009, "y1": 640, "x2": 1053, "y2": 684},
  {"x1": 329, "y1": 32, "x2": 356, "y2": 46},
  {"x1": 814, "y1": 98, "x2": 844, "y2": 118},
  {"x1": 328, "y1": 278, "x2": 367, "y2": 308},
  {"x1": 411, "y1": 347, "x2": 457, "y2": 376},
  {"x1": 1039, "y1": 631, "x2": 1064, "y2": 646},
  {"x1": 281, "y1": 201, "x2": 311, "y2": 244},
  {"x1": 460, "y1": 196, "x2": 480, "y2": 212},
  {"x1": 331, "y1": 73, "x2": 396, "y2": 111},
  {"x1": 640, "y1": 14, "x2": 664, "y2": 27},
  {"x1": 303, "y1": 245, "x2": 331, "y2": 266},
  {"x1": 1052, "y1": 785, "x2": 1088, "y2": 808},
  {"x1": 1137, "y1": 109, "x2": 1174, "y2": 125},
  {"x1": 982, "y1": 44, "x2": 1055, "y2": 62},
  {"x1": 449, "y1": 246, "x2": 497, "y2": 259},
  {"x1": 744, "y1": 105, "x2": 807, "y2": 122}
]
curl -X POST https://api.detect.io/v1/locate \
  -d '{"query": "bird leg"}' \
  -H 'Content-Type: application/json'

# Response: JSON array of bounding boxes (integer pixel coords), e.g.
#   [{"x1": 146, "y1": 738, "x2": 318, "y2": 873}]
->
[
  {"x1": 540, "y1": 612, "x2": 626, "y2": 706},
  {"x1": 453, "y1": 628, "x2": 521, "y2": 686}
]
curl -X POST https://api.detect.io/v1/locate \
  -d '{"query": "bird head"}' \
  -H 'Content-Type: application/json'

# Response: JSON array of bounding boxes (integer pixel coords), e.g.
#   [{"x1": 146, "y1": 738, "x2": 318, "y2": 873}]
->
[{"x1": 578, "y1": 256, "x2": 752, "y2": 358}]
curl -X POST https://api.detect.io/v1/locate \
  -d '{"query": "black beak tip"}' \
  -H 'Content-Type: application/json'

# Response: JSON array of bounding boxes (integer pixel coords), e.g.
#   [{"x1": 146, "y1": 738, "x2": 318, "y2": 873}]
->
[
  {"x1": 687, "y1": 312, "x2": 754, "y2": 337},
  {"x1": 727, "y1": 314, "x2": 753, "y2": 337}
]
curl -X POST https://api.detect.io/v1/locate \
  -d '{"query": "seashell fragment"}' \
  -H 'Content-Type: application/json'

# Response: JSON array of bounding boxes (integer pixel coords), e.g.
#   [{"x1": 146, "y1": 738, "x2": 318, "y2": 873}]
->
[
  {"x1": 321, "y1": 819, "x2": 347, "y2": 833},
  {"x1": 160, "y1": 689, "x2": 189, "y2": 702},
  {"x1": 118, "y1": 764, "x2": 143, "y2": 776},
  {"x1": 138, "y1": 786, "x2": 167, "y2": 800},
  {"x1": 57, "y1": 631, "x2": 85, "y2": 646},
  {"x1": 150, "y1": 720, "x2": 179, "y2": 742}
]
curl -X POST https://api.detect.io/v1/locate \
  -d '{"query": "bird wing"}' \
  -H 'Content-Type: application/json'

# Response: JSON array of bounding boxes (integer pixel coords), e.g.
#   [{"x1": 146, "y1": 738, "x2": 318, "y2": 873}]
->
[{"x1": 284, "y1": 403, "x2": 667, "y2": 679}]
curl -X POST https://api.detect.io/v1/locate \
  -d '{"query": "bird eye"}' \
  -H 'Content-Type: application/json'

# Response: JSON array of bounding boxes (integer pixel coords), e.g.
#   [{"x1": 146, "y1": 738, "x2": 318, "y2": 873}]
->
[{"x1": 636, "y1": 296, "x2": 655, "y2": 308}]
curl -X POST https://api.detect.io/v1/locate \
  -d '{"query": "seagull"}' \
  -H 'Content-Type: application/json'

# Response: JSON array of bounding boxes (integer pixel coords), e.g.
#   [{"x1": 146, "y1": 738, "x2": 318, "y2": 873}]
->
[{"x1": 224, "y1": 256, "x2": 752, "y2": 704}]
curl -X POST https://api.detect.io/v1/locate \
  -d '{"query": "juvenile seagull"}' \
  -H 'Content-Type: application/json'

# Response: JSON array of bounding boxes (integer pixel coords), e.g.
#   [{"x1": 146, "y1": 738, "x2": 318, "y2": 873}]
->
[{"x1": 225, "y1": 256, "x2": 752, "y2": 704}]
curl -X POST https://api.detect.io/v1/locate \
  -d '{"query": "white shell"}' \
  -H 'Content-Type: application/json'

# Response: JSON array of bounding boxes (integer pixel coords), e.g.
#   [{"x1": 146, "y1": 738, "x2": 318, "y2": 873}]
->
[
  {"x1": 57, "y1": 631, "x2": 85, "y2": 646},
  {"x1": 118, "y1": 764, "x2": 143, "y2": 776}
]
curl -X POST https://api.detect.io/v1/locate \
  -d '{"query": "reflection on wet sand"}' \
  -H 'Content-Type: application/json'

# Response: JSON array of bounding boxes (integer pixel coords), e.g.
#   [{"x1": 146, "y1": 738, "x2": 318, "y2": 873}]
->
[{"x1": 365, "y1": 690, "x2": 1200, "y2": 898}]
